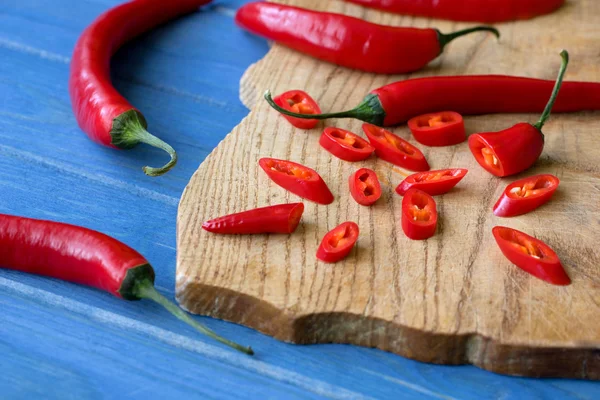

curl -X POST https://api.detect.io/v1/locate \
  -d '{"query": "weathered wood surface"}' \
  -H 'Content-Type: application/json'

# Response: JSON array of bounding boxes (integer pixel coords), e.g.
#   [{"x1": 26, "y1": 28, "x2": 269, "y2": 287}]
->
[{"x1": 176, "y1": 0, "x2": 600, "y2": 379}]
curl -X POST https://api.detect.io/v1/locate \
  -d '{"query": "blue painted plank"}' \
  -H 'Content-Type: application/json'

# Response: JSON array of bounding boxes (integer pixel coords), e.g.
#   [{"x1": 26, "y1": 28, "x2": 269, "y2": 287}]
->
[{"x1": 0, "y1": 0, "x2": 599, "y2": 399}]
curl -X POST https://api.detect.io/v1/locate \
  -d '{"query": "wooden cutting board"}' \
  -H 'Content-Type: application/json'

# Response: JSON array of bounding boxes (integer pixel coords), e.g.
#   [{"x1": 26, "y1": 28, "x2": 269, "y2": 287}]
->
[{"x1": 176, "y1": 0, "x2": 600, "y2": 378}]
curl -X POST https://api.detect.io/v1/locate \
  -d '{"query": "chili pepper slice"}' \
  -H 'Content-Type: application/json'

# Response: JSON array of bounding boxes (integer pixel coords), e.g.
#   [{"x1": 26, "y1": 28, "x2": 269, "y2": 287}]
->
[
  {"x1": 0, "y1": 213, "x2": 253, "y2": 354},
  {"x1": 395, "y1": 168, "x2": 468, "y2": 196},
  {"x1": 492, "y1": 226, "x2": 570, "y2": 285},
  {"x1": 469, "y1": 51, "x2": 569, "y2": 177},
  {"x1": 349, "y1": 168, "x2": 382, "y2": 206},
  {"x1": 319, "y1": 127, "x2": 374, "y2": 162},
  {"x1": 273, "y1": 90, "x2": 321, "y2": 129},
  {"x1": 316, "y1": 222, "x2": 360, "y2": 263},
  {"x1": 202, "y1": 203, "x2": 304, "y2": 234},
  {"x1": 362, "y1": 124, "x2": 430, "y2": 171},
  {"x1": 407, "y1": 111, "x2": 466, "y2": 146},
  {"x1": 259, "y1": 158, "x2": 334, "y2": 205},
  {"x1": 493, "y1": 174, "x2": 559, "y2": 217},
  {"x1": 401, "y1": 189, "x2": 437, "y2": 240}
]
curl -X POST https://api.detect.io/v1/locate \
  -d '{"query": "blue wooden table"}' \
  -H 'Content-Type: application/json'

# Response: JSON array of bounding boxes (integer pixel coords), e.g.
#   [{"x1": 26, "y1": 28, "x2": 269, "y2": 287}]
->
[{"x1": 1, "y1": 1, "x2": 598, "y2": 398}]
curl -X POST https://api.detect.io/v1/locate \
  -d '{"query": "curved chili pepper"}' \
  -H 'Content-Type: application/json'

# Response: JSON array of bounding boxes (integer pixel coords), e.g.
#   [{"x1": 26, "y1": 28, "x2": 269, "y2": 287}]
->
[
  {"x1": 319, "y1": 127, "x2": 374, "y2": 162},
  {"x1": 0, "y1": 214, "x2": 253, "y2": 354},
  {"x1": 202, "y1": 203, "x2": 304, "y2": 234},
  {"x1": 316, "y1": 222, "x2": 360, "y2": 263},
  {"x1": 469, "y1": 51, "x2": 568, "y2": 177},
  {"x1": 493, "y1": 174, "x2": 559, "y2": 217},
  {"x1": 235, "y1": 2, "x2": 498, "y2": 74},
  {"x1": 259, "y1": 158, "x2": 334, "y2": 205},
  {"x1": 69, "y1": 0, "x2": 212, "y2": 176},
  {"x1": 264, "y1": 75, "x2": 600, "y2": 128},
  {"x1": 492, "y1": 226, "x2": 570, "y2": 285},
  {"x1": 273, "y1": 90, "x2": 321, "y2": 129},
  {"x1": 396, "y1": 168, "x2": 468, "y2": 196},
  {"x1": 349, "y1": 168, "x2": 382, "y2": 206},
  {"x1": 363, "y1": 124, "x2": 430, "y2": 171},
  {"x1": 402, "y1": 189, "x2": 437, "y2": 240},
  {"x1": 344, "y1": 0, "x2": 564, "y2": 23},
  {"x1": 407, "y1": 111, "x2": 466, "y2": 146}
]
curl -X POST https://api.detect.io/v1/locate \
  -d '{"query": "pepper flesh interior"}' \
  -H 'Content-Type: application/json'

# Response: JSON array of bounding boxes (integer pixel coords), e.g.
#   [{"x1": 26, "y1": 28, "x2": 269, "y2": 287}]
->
[
  {"x1": 509, "y1": 177, "x2": 553, "y2": 198},
  {"x1": 383, "y1": 132, "x2": 415, "y2": 155},
  {"x1": 358, "y1": 172, "x2": 375, "y2": 196},
  {"x1": 286, "y1": 94, "x2": 316, "y2": 115},
  {"x1": 267, "y1": 160, "x2": 312, "y2": 179},
  {"x1": 330, "y1": 129, "x2": 365, "y2": 149},
  {"x1": 499, "y1": 229, "x2": 545, "y2": 259},
  {"x1": 408, "y1": 192, "x2": 431, "y2": 221},
  {"x1": 481, "y1": 146, "x2": 501, "y2": 171},
  {"x1": 328, "y1": 225, "x2": 352, "y2": 248},
  {"x1": 413, "y1": 170, "x2": 455, "y2": 182}
]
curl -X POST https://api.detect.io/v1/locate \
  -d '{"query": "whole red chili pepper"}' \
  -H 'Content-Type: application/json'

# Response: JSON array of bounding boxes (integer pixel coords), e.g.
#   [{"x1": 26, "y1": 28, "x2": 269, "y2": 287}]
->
[
  {"x1": 344, "y1": 0, "x2": 564, "y2": 23},
  {"x1": 469, "y1": 51, "x2": 568, "y2": 177},
  {"x1": 273, "y1": 90, "x2": 321, "y2": 129},
  {"x1": 69, "y1": 0, "x2": 212, "y2": 176},
  {"x1": 202, "y1": 203, "x2": 305, "y2": 234},
  {"x1": 407, "y1": 111, "x2": 466, "y2": 147},
  {"x1": 349, "y1": 168, "x2": 382, "y2": 206},
  {"x1": 0, "y1": 214, "x2": 253, "y2": 354},
  {"x1": 395, "y1": 168, "x2": 468, "y2": 196},
  {"x1": 319, "y1": 127, "x2": 374, "y2": 162},
  {"x1": 363, "y1": 124, "x2": 430, "y2": 171},
  {"x1": 259, "y1": 158, "x2": 334, "y2": 205},
  {"x1": 235, "y1": 2, "x2": 499, "y2": 74},
  {"x1": 316, "y1": 222, "x2": 360, "y2": 263},
  {"x1": 264, "y1": 73, "x2": 600, "y2": 128},
  {"x1": 401, "y1": 189, "x2": 437, "y2": 240},
  {"x1": 492, "y1": 226, "x2": 570, "y2": 286},
  {"x1": 493, "y1": 174, "x2": 559, "y2": 217}
]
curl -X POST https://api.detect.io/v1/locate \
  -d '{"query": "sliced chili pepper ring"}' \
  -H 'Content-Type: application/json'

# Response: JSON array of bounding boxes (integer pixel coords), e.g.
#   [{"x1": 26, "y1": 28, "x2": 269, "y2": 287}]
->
[
  {"x1": 202, "y1": 203, "x2": 305, "y2": 234},
  {"x1": 319, "y1": 127, "x2": 374, "y2": 162},
  {"x1": 316, "y1": 221, "x2": 360, "y2": 263},
  {"x1": 493, "y1": 174, "x2": 559, "y2": 217},
  {"x1": 273, "y1": 90, "x2": 321, "y2": 130},
  {"x1": 408, "y1": 111, "x2": 466, "y2": 146},
  {"x1": 401, "y1": 188, "x2": 437, "y2": 240},
  {"x1": 349, "y1": 168, "x2": 382, "y2": 206},
  {"x1": 362, "y1": 123, "x2": 430, "y2": 171},
  {"x1": 492, "y1": 226, "x2": 570, "y2": 285},
  {"x1": 395, "y1": 168, "x2": 468, "y2": 196}
]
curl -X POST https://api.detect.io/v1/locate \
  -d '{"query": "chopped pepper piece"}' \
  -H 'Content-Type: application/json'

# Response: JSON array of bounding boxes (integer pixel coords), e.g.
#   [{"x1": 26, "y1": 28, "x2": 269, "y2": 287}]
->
[
  {"x1": 401, "y1": 188, "x2": 437, "y2": 240},
  {"x1": 362, "y1": 123, "x2": 430, "y2": 171},
  {"x1": 408, "y1": 111, "x2": 466, "y2": 146},
  {"x1": 349, "y1": 168, "x2": 381, "y2": 206},
  {"x1": 202, "y1": 203, "x2": 305, "y2": 234},
  {"x1": 273, "y1": 90, "x2": 321, "y2": 129},
  {"x1": 319, "y1": 127, "x2": 374, "y2": 161},
  {"x1": 317, "y1": 221, "x2": 359, "y2": 263},
  {"x1": 493, "y1": 174, "x2": 559, "y2": 217},
  {"x1": 396, "y1": 168, "x2": 468, "y2": 196}
]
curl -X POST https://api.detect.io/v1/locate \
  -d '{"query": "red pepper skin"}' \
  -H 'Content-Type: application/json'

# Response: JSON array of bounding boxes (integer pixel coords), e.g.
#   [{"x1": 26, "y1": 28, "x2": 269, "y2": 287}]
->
[
  {"x1": 316, "y1": 222, "x2": 360, "y2": 263},
  {"x1": 235, "y1": 2, "x2": 498, "y2": 75},
  {"x1": 273, "y1": 90, "x2": 321, "y2": 129},
  {"x1": 492, "y1": 226, "x2": 570, "y2": 286},
  {"x1": 344, "y1": 0, "x2": 564, "y2": 23},
  {"x1": 407, "y1": 111, "x2": 466, "y2": 147},
  {"x1": 202, "y1": 203, "x2": 304, "y2": 234},
  {"x1": 401, "y1": 189, "x2": 437, "y2": 240},
  {"x1": 349, "y1": 168, "x2": 382, "y2": 206},
  {"x1": 69, "y1": 0, "x2": 212, "y2": 176},
  {"x1": 493, "y1": 174, "x2": 559, "y2": 217},
  {"x1": 469, "y1": 123, "x2": 544, "y2": 177},
  {"x1": 396, "y1": 168, "x2": 468, "y2": 196},
  {"x1": 362, "y1": 124, "x2": 430, "y2": 171},
  {"x1": 0, "y1": 213, "x2": 253, "y2": 354},
  {"x1": 259, "y1": 158, "x2": 334, "y2": 205},
  {"x1": 319, "y1": 127, "x2": 374, "y2": 162}
]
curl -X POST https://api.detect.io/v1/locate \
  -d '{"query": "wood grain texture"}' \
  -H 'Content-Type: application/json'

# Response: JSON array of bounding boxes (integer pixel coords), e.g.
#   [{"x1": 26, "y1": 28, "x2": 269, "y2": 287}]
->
[{"x1": 177, "y1": 0, "x2": 600, "y2": 379}]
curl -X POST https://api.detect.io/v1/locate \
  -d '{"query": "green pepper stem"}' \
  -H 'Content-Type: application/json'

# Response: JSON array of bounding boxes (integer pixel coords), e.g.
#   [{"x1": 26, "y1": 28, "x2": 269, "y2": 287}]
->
[
  {"x1": 533, "y1": 50, "x2": 569, "y2": 131},
  {"x1": 437, "y1": 26, "x2": 500, "y2": 51},
  {"x1": 133, "y1": 279, "x2": 254, "y2": 355},
  {"x1": 127, "y1": 126, "x2": 178, "y2": 177}
]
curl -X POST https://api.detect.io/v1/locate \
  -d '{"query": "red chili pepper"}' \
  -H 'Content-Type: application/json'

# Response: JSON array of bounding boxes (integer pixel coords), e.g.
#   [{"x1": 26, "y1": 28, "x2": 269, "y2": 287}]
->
[
  {"x1": 469, "y1": 51, "x2": 569, "y2": 177},
  {"x1": 235, "y1": 2, "x2": 498, "y2": 74},
  {"x1": 492, "y1": 226, "x2": 570, "y2": 285},
  {"x1": 273, "y1": 90, "x2": 321, "y2": 129},
  {"x1": 493, "y1": 174, "x2": 559, "y2": 217},
  {"x1": 264, "y1": 72, "x2": 600, "y2": 128},
  {"x1": 202, "y1": 203, "x2": 304, "y2": 234},
  {"x1": 396, "y1": 168, "x2": 468, "y2": 196},
  {"x1": 319, "y1": 127, "x2": 374, "y2": 162},
  {"x1": 344, "y1": 0, "x2": 564, "y2": 23},
  {"x1": 349, "y1": 168, "x2": 382, "y2": 206},
  {"x1": 407, "y1": 111, "x2": 466, "y2": 146},
  {"x1": 0, "y1": 214, "x2": 253, "y2": 354},
  {"x1": 362, "y1": 124, "x2": 430, "y2": 171},
  {"x1": 316, "y1": 222, "x2": 360, "y2": 263},
  {"x1": 401, "y1": 189, "x2": 437, "y2": 240},
  {"x1": 259, "y1": 158, "x2": 334, "y2": 205},
  {"x1": 69, "y1": 0, "x2": 213, "y2": 176}
]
